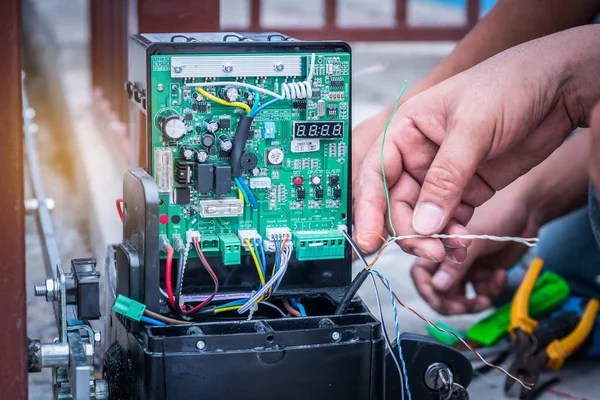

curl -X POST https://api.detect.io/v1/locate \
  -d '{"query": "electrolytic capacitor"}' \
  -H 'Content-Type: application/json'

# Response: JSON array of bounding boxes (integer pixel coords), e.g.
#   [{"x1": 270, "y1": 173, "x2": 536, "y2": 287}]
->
[
  {"x1": 251, "y1": 167, "x2": 261, "y2": 176},
  {"x1": 197, "y1": 149, "x2": 208, "y2": 163},
  {"x1": 218, "y1": 135, "x2": 233, "y2": 152},
  {"x1": 201, "y1": 132, "x2": 216, "y2": 147},
  {"x1": 180, "y1": 146, "x2": 195, "y2": 160},
  {"x1": 220, "y1": 86, "x2": 240, "y2": 102},
  {"x1": 203, "y1": 118, "x2": 220, "y2": 133},
  {"x1": 161, "y1": 115, "x2": 186, "y2": 140}
]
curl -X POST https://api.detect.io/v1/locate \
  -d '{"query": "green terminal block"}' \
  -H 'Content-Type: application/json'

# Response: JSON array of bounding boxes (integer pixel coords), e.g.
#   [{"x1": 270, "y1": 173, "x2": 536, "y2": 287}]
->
[
  {"x1": 112, "y1": 294, "x2": 146, "y2": 321},
  {"x1": 200, "y1": 234, "x2": 220, "y2": 252},
  {"x1": 219, "y1": 233, "x2": 241, "y2": 265},
  {"x1": 294, "y1": 231, "x2": 346, "y2": 261}
]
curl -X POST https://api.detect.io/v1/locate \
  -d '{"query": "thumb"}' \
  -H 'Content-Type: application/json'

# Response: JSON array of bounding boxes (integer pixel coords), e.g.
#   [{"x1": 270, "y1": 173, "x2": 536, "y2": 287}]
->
[{"x1": 412, "y1": 128, "x2": 488, "y2": 235}]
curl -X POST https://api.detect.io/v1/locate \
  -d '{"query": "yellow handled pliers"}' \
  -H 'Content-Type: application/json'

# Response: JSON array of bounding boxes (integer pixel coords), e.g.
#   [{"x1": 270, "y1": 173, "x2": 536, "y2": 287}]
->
[{"x1": 505, "y1": 258, "x2": 599, "y2": 399}]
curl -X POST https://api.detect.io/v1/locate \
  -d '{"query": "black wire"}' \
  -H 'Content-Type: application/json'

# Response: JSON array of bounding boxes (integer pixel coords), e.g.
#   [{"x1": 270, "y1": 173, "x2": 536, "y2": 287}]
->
[
  {"x1": 335, "y1": 231, "x2": 371, "y2": 315},
  {"x1": 175, "y1": 248, "x2": 186, "y2": 316}
]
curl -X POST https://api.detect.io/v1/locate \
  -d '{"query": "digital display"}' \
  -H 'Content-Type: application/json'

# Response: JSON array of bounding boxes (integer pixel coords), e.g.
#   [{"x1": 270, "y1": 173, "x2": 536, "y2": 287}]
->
[{"x1": 293, "y1": 121, "x2": 344, "y2": 139}]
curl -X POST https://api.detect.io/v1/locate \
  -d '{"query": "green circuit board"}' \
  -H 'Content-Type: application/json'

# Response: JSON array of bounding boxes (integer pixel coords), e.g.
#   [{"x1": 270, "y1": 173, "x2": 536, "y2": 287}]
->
[{"x1": 149, "y1": 52, "x2": 350, "y2": 264}]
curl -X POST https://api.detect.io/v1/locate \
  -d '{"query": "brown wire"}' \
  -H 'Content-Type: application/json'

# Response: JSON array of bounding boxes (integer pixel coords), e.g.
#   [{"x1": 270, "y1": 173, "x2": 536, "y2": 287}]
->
[
  {"x1": 144, "y1": 309, "x2": 192, "y2": 325},
  {"x1": 282, "y1": 299, "x2": 301, "y2": 317},
  {"x1": 375, "y1": 275, "x2": 534, "y2": 390}
]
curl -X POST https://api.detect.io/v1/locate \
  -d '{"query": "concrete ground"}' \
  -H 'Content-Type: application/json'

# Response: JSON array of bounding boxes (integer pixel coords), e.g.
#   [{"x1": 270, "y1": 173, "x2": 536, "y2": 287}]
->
[{"x1": 24, "y1": 0, "x2": 600, "y2": 399}]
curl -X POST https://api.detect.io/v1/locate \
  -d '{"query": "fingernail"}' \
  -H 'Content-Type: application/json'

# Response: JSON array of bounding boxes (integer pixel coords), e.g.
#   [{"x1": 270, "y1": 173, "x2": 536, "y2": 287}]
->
[
  {"x1": 447, "y1": 254, "x2": 462, "y2": 264},
  {"x1": 424, "y1": 250, "x2": 439, "y2": 263},
  {"x1": 457, "y1": 238, "x2": 468, "y2": 248},
  {"x1": 413, "y1": 203, "x2": 444, "y2": 235},
  {"x1": 432, "y1": 270, "x2": 452, "y2": 291}
]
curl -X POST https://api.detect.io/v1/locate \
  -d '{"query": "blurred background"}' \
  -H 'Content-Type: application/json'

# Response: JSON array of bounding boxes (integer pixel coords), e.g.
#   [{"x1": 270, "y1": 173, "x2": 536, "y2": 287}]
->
[{"x1": 13, "y1": 0, "x2": 596, "y2": 398}]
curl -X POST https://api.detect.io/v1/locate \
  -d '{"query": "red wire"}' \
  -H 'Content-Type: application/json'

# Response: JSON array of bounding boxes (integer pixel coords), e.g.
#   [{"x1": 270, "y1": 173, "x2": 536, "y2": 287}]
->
[
  {"x1": 185, "y1": 238, "x2": 220, "y2": 315},
  {"x1": 164, "y1": 245, "x2": 175, "y2": 308},
  {"x1": 116, "y1": 198, "x2": 124, "y2": 222}
]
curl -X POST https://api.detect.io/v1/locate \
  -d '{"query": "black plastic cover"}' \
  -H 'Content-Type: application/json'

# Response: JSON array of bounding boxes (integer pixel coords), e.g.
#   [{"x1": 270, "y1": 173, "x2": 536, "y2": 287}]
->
[
  {"x1": 196, "y1": 163, "x2": 214, "y2": 193},
  {"x1": 214, "y1": 163, "x2": 232, "y2": 195}
]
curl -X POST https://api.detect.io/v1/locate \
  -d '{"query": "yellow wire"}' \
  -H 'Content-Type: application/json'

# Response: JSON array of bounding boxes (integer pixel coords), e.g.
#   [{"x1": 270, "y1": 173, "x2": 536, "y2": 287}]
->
[
  {"x1": 237, "y1": 188, "x2": 245, "y2": 203},
  {"x1": 196, "y1": 87, "x2": 251, "y2": 113},
  {"x1": 214, "y1": 306, "x2": 242, "y2": 313},
  {"x1": 245, "y1": 239, "x2": 266, "y2": 286}
]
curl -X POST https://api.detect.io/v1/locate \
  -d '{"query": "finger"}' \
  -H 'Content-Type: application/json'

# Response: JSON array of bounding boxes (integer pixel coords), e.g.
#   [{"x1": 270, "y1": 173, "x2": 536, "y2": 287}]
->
[
  {"x1": 354, "y1": 120, "x2": 411, "y2": 253},
  {"x1": 442, "y1": 220, "x2": 472, "y2": 249},
  {"x1": 412, "y1": 125, "x2": 490, "y2": 235},
  {"x1": 590, "y1": 103, "x2": 600, "y2": 187},
  {"x1": 387, "y1": 172, "x2": 445, "y2": 261}
]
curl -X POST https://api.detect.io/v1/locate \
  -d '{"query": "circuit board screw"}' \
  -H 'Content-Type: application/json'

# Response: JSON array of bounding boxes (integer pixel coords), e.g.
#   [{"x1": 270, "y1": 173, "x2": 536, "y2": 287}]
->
[
  {"x1": 331, "y1": 331, "x2": 341, "y2": 342},
  {"x1": 157, "y1": 84, "x2": 164, "y2": 92},
  {"x1": 172, "y1": 65, "x2": 182, "y2": 73},
  {"x1": 222, "y1": 63, "x2": 233, "y2": 73},
  {"x1": 196, "y1": 340, "x2": 207, "y2": 351},
  {"x1": 274, "y1": 62, "x2": 284, "y2": 72}
]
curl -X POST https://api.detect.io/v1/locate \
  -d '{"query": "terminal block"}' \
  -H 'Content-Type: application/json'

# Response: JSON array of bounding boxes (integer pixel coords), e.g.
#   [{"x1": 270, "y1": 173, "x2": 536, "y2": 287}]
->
[{"x1": 293, "y1": 231, "x2": 346, "y2": 261}]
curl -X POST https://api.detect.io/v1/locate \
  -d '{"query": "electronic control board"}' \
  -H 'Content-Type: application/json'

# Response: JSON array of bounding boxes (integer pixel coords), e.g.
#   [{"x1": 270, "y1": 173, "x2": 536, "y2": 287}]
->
[{"x1": 131, "y1": 34, "x2": 351, "y2": 274}]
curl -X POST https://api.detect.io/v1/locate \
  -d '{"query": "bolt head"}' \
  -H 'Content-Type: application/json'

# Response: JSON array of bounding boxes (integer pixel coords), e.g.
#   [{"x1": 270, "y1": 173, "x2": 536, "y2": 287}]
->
[
  {"x1": 157, "y1": 84, "x2": 164, "y2": 92},
  {"x1": 196, "y1": 340, "x2": 206, "y2": 350},
  {"x1": 222, "y1": 64, "x2": 233, "y2": 73},
  {"x1": 331, "y1": 331, "x2": 341, "y2": 342},
  {"x1": 274, "y1": 62, "x2": 284, "y2": 72},
  {"x1": 173, "y1": 65, "x2": 182, "y2": 73}
]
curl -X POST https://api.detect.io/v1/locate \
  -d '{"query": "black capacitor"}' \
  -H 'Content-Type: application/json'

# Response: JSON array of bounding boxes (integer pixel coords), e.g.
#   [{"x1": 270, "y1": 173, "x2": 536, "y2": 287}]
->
[
  {"x1": 197, "y1": 149, "x2": 209, "y2": 163},
  {"x1": 203, "y1": 118, "x2": 220, "y2": 133},
  {"x1": 180, "y1": 146, "x2": 195, "y2": 160},
  {"x1": 239, "y1": 151, "x2": 258, "y2": 171},
  {"x1": 218, "y1": 135, "x2": 233, "y2": 152},
  {"x1": 202, "y1": 132, "x2": 216, "y2": 147}
]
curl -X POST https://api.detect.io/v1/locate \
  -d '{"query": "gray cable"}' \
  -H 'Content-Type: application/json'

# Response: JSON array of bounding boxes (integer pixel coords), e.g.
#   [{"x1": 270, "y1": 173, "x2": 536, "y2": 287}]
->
[
  {"x1": 261, "y1": 301, "x2": 286, "y2": 317},
  {"x1": 340, "y1": 230, "x2": 404, "y2": 397}
]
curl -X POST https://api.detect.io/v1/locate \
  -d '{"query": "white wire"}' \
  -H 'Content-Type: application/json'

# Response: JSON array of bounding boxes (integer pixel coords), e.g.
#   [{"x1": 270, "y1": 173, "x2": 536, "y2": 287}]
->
[
  {"x1": 185, "y1": 53, "x2": 316, "y2": 101},
  {"x1": 261, "y1": 301, "x2": 287, "y2": 317},
  {"x1": 238, "y1": 245, "x2": 292, "y2": 314},
  {"x1": 370, "y1": 273, "x2": 405, "y2": 400},
  {"x1": 389, "y1": 234, "x2": 538, "y2": 247}
]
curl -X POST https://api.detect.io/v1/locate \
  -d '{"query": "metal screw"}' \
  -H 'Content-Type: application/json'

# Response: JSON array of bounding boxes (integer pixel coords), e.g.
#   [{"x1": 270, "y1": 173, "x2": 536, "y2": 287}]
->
[
  {"x1": 274, "y1": 62, "x2": 284, "y2": 72},
  {"x1": 157, "y1": 84, "x2": 164, "y2": 92},
  {"x1": 93, "y1": 330, "x2": 101, "y2": 347},
  {"x1": 331, "y1": 331, "x2": 341, "y2": 342},
  {"x1": 222, "y1": 64, "x2": 233, "y2": 73},
  {"x1": 424, "y1": 362, "x2": 453, "y2": 391},
  {"x1": 34, "y1": 278, "x2": 57, "y2": 302},
  {"x1": 196, "y1": 340, "x2": 206, "y2": 350},
  {"x1": 173, "y1": 65, "x2": 182, "y2": 73}
]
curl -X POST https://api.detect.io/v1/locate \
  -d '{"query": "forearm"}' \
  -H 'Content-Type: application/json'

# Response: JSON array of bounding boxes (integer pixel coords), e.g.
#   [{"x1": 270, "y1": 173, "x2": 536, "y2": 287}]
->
[
  {"x1": 416, "y1": 0, "x2": 600, "y2": 94},
  {"x1": 516, "y1": 130, "x2": 590, "y2": 226}
]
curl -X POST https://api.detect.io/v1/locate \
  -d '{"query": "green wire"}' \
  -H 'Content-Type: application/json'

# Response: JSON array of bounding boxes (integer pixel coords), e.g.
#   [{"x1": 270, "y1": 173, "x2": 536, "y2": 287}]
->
[
  {"x1": 381, "y1": 80, "x2": 408, "y2": 239},
  {"x1": 250, "y1": 89, "x2": 260, "y2": 115}
]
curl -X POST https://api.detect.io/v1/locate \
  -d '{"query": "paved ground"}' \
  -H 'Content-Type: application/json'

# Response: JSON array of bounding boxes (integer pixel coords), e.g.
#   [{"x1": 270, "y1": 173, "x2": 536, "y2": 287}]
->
[{"x1": 23, "y1": 1, "x2": 600, "y2": 399}]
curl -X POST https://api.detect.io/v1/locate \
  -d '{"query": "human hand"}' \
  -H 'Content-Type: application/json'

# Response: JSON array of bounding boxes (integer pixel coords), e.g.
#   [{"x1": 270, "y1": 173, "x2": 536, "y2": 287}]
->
[
  {"x1": 354, "y1": 27, "x2": 600, "y2": 261},
  {"x1": 410, "y1": 184, "x2": 540, "y2": 315}
]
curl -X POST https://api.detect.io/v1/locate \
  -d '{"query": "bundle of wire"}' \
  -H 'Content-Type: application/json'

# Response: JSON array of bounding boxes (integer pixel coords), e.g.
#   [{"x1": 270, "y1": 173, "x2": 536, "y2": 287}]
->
[{"x1": 211, "y1": 236, "x2": 291, "y2": 315}]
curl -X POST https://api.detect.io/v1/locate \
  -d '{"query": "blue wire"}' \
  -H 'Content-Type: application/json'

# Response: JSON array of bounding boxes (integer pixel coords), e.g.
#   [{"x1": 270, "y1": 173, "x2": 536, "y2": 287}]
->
[
  {"x1": 236, "y1": 177, "x2": 258, "y2": 210},
  {"x1": 252, "y1": 239, "x2": 264, "y2": 274},
  {"x1": 258, "y1": 240, "x2": 267, "y2": 275},
  {"x1": 140, "y1": 316, "x2": 167, "y2": 326},
  {"x1": 289, "y1": 299, "x2": 307, "y2": 317},
  {"x1": 251, "y1": 98, "x2": 280, "y2": 117},
  {"x1": 250, "y1": 90, "x2": 260, "y2": 115},
  {"x1": 371, "y1": 270, "x2": 411, "y2": 400}
]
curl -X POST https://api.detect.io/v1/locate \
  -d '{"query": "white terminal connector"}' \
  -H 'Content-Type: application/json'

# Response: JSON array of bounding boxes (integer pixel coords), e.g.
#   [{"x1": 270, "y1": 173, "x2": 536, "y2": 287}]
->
[
  {"x1": 265, "y1": 227, "x2": 291, "y2": 240},
  {"x1": 263, "y1": 240, "x2": 293, "y2": 253},
  {"x1": 237, "y1": 229, "x2": 262, "y2": 250},
  {"x1": 186, "y1": 230, "x2": 201, "y2": 244}
]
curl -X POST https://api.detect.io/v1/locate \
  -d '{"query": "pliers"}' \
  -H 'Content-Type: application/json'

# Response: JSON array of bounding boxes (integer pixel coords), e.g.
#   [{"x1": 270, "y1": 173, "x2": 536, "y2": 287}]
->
[{"x1": 505, "y1": 258, "x2": 599, "y2": 399}]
